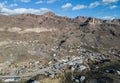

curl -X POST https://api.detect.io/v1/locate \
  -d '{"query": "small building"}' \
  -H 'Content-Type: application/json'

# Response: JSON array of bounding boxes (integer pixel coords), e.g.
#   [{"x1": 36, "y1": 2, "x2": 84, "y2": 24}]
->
[
  {"x1": 78, "y1": 65, "x2": 87, "y2": 71},
  {"x1": 80, "y1": 76, "x2": 85, "y2": 82},
  {"x1": 2, "y1": 77, "x2": 20, "y2": 82}
]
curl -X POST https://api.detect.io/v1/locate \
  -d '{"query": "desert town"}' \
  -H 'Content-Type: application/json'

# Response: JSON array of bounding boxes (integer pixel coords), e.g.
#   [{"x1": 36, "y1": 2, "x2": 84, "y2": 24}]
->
[{"x1": 0, "y1": 44, "x2": 120, "y2": 83}]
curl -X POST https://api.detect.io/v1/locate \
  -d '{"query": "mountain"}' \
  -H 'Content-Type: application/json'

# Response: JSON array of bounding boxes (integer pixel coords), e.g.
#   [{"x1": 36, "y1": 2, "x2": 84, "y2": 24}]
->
[
  {"x1": 0, "y1": 11, "x2": 119, "y2": 60},
  {"x1": 0, "y1": 12, "x2": 120, "y2": 83}
]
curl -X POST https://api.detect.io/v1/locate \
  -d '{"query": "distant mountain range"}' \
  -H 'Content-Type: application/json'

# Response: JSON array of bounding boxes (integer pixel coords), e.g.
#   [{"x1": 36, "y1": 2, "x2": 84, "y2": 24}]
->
[{"x1": 0, "y1": 11, "x2": 120, "y2": 29}]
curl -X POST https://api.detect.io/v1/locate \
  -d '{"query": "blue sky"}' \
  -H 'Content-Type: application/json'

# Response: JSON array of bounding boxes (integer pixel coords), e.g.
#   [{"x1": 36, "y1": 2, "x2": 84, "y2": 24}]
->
[{"x1": 0, "y1": 0, "x2": 120, "y2": 19}]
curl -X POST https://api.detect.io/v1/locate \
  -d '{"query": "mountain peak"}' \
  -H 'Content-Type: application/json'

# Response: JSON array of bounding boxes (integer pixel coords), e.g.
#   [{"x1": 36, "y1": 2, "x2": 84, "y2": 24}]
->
[{"x1": 43, "y1": 11, "x2": 55, "y2": 17}]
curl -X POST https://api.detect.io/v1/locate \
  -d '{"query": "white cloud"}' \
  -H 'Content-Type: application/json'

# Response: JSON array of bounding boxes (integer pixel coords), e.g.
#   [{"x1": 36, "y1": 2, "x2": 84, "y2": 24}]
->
[
  {"x1": 72, "y1": 5, "x2": 87, "y2": 10},
  {"x1": 0, "y1": 3, "x2": 5, "y2": 9},
  {"x1": 0, "y1": 7, "x2": 51, "y2": 15},
  {"x1": 47, "y1": 0, "x2": 56, "y2": 4},
  {"x1": 35, "y1": 0, "x2": 44, "y2": 4},
  {"x1": 109, "y1": 5, "x2": 118, "y2": 9},
  {"x1": 0, "y1": 0, "x2": 52, "y2": 15},
  {"x1": 0, "y1": 2, "x2": 7, "y2": 10},
  {"x1": 102, "y1": 0, "x2": 118, "y2": 4},
  {"x1": 101, "y1": 16, "x2": 115, "y2": 20},
  {"x1": 62, "y1": 3, "x2": 72, "y2": 9},
  {"x1": 21, "y1": 0, "x2": 31, "y2": 3},
  {"x1": 89, "y1": 1, "x2": 100, "y2": 8},
  {"x1": 35, "y1": 0, "x2": 57, "y2": 4},
  {"x1": 10, "y1": 3, "x2": 18, "y2": 7}
]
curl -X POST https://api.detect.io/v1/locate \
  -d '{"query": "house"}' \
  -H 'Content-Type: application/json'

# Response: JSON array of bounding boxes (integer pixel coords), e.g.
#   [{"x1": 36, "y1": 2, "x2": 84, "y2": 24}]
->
[
  {"x1": 78, "y1": 65, "x2": 87, "y2": 71},
  {"x1": 80, "y1": 76, "x2": 85, "y2": 82},
  {"x1": 3, "y1": 77, "x2": 20, "y2": 82},
  {"x1": 3, "y1": 78, "x2": 15, "y2": 82}
]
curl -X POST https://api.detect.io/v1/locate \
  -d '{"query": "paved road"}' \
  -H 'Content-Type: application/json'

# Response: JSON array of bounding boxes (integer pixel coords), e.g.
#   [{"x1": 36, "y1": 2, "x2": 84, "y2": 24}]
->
[
  {"x1": 0, "y1": 67, "x2": 50, "y2": 78},
  {"x1": 0, "y1": 63, "x2": 62, "y2": 78}
]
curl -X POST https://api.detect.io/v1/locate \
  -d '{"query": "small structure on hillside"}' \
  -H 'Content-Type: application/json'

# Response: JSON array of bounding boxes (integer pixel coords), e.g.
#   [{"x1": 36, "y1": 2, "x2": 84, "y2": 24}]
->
[{"x1": 2, "y1": 77, "x2": 20, "y2": 82}]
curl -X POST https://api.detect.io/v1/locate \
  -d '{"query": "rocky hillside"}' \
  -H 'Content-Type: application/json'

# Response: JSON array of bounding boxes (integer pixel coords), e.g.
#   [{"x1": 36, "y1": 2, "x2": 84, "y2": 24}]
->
[
  {"x1": 0, "y1": 11, "x2": 119, "y2": 61},
  {"x1": 0, "y1": 11, "x2": 120, "y2": 83}
]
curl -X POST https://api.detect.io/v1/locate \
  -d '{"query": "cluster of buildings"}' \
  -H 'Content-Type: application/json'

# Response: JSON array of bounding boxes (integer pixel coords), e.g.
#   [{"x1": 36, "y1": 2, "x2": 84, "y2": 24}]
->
[{"x1": 1, "y1": 44, "x2": 119, "y2": 83}]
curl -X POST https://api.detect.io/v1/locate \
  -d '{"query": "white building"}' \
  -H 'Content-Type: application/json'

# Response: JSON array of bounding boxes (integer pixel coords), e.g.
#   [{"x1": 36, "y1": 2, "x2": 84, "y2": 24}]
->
[{"x1": 3, "y1": 78, "x2": 15, "y2": 82}]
